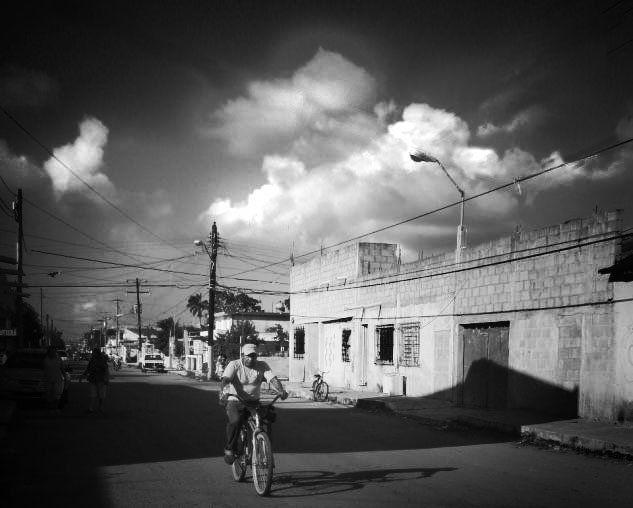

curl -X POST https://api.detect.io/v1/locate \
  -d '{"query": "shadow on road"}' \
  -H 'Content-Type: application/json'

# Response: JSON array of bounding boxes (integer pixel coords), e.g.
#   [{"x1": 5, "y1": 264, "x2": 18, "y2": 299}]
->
[
  {"x1": 1, "y1": 370, "x2": 507, "y2": 505},
  {"x1": 271, "y1": 467, "x2": 458, "y2": 498}
]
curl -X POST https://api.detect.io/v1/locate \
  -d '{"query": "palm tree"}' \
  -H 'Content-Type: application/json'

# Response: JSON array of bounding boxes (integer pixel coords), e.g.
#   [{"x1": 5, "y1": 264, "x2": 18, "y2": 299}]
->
[{"x1": 186, "y1": 293, "x2": 208, "y2": 327}]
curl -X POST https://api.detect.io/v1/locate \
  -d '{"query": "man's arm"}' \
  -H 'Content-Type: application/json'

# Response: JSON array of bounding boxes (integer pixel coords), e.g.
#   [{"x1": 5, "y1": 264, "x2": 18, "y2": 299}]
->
[{"x1": 268, "y1": 376, "x2": 288, "y2": 399}]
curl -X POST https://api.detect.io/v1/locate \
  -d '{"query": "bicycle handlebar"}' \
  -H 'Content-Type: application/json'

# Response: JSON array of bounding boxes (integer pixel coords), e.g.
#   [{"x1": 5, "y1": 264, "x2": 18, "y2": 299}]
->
[{"x1": 226, "y1": 392, "x2": 283, "y2": 407}]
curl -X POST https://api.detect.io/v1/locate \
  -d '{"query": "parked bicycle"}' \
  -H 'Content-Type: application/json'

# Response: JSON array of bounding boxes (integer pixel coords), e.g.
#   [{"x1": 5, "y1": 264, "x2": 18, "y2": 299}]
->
[
  {"x1": 311, "y1": 371, "x2": 329, "y2": 402},
  {"x1": 228, "y1": 392, "x2": 281, "y2": 496}
]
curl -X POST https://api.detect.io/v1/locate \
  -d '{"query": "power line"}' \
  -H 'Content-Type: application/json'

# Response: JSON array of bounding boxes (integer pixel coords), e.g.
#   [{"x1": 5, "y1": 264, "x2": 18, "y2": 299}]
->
[
  {"x1": 0, "y1": 103, "x2": 187, "y2": 255},
  {"x1": 23, "y1": 197, "x2": 147, "y2": 264},
  {"x1": 218, "y1": 136, "x2": 633, "y2": 278},
  {"x1": 291, "y1": 297, "x2": 633, "y2": 322}
]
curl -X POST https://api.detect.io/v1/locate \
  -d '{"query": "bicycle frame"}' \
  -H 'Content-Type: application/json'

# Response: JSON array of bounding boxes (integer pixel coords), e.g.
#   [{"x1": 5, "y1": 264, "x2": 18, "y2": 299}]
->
[
  {"x1": 227, "y1": 393, "x2": 281, "y2": 496},
  {"x1": 311, "y1": 372, "x2": 329, "y2": 402}
]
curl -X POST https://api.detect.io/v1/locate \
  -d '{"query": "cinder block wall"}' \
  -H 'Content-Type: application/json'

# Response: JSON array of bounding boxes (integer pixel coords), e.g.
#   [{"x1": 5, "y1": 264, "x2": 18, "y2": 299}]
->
[{"x1": 290, "y1": 211, "x2": 622, "y2": 418}]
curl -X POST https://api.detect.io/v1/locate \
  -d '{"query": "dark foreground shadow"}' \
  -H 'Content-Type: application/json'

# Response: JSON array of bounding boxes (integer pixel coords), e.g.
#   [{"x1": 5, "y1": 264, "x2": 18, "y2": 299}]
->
[
  {"x1": 0, "y1": 369, "x2": 498, "y2": 506},
  {"x1": 271, "y1": 467, "x2": 458, "y2": 498},
  {"x1": 417, "y1": 358, "x2": 579, "y2": 421}
]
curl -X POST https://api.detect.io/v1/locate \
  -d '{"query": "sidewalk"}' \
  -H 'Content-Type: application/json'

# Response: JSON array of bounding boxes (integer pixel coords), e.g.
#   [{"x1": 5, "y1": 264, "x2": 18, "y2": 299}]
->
[{"x1": 285, "y1": 381, "x2": 633, "y2": 459}]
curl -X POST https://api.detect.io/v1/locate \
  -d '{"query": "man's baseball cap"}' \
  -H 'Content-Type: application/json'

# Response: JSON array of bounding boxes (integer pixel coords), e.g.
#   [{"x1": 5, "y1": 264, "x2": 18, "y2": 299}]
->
[{"x1": 242, "y1": 343, "x2": 258, "y2": 356}]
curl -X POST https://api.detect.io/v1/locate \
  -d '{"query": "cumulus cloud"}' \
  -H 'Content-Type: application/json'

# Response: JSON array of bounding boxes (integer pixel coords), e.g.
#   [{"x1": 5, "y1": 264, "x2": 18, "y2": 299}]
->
[
  {"x1": 200, "y1": 51, "x2": 621, "y2": 255},
  {"x1": 477, "y1": 107, "x2": 543, "y2": 137},
  {"x1": 206, "y1": 48, "x2": 379, "y2": 163},
  {"x1": 43, "y1": 117, "x2": 115, "y2": 199},
  {"x1": 0, "y1": 140, "x2": 46, "y2": 184}
]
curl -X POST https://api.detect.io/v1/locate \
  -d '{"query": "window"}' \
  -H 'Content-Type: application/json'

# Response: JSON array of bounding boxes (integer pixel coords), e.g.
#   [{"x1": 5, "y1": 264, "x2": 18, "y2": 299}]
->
[
  {"x1": 375, "y1": 325, "x2": 394, "y2": 364},
  {"x1": 341, "y1": 329, "x2": 351, "y2": 362},
  {"x1": 399, "y1": 323, "x2": 420, "y2": 366},
  {"x1": 293, "y1": 327, "x2": 305, "y2": 359}
]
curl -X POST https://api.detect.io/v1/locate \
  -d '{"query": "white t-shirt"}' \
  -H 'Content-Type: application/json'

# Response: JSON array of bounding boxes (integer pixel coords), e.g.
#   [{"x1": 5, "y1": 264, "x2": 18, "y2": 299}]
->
[{"x1": 222, "y1": 358, "x2": 274, "y2": 402}]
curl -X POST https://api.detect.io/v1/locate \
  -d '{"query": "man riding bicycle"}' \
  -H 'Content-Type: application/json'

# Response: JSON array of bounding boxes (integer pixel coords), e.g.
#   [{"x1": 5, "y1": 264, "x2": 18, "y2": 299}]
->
[{"x1": 220, "y1": 343, "x2": 288, "y2": 465}]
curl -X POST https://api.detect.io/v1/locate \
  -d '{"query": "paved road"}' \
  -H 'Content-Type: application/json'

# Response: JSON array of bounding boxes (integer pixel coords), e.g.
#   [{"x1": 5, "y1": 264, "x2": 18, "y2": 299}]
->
[{"x1": 2, "y1": 368, "x2": 631, "y2": 507}]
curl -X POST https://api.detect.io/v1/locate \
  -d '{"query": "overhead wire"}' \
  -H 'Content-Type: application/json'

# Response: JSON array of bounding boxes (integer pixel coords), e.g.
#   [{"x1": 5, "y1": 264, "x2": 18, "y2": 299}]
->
[{"x1": 0, "y1": 103, "x2": 188, "y2": 255}]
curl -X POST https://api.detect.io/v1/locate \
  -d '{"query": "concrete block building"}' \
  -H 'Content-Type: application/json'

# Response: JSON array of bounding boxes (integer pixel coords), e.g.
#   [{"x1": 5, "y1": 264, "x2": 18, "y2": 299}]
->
[{"x1": 289, "y1": 210, "x2": 633, "y2": 422}]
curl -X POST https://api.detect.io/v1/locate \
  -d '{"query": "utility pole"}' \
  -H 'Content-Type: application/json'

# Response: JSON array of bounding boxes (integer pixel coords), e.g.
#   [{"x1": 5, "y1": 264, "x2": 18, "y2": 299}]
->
[
  {"x1": 112, "y1": 298, "x2": 123, "y2": 356},
  {"x1": 127, "y1": 279, "x2": 149, "y2": 363},
  {"x1": 208, "y1": 222, "x2": 218, "y2": 379},
  {"x1": 136, "y1": 278, "x2": 142, "y2": 353}
]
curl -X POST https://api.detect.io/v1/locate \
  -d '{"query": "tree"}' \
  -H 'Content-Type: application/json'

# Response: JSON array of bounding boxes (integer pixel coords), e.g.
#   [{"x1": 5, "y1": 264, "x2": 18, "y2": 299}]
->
[
  {"x1": 186, "y1": 293, "x2": 208, "y2": 326},
  {"x1": 153, "y1": 317, "x2": 184, "y2": 356},
  {"x1": 215, "y1": 290, "x2": 261, "y2": 313},
  {"x1": 265, "y1": 324, "x2": 288, "y2": 352},
  {"x1": 216, "y1": 320, "x2": 259, "y2": 358}
]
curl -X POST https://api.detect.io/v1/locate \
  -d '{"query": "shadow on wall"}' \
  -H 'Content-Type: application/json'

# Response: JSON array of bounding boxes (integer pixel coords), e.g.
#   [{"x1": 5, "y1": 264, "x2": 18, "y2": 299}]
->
[{"x1": 432, "y1": 358, "x2": 579, "y2": 418}]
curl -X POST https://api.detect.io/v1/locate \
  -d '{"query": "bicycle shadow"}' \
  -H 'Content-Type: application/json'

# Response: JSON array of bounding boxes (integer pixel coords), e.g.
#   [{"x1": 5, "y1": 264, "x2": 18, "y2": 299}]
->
[{"x1": 270, "y1": 466, "x2": 457, "y2": 498}]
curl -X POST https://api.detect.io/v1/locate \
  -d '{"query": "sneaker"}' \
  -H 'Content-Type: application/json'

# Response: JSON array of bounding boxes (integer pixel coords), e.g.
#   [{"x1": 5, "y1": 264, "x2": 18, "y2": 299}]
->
[{"x1": 223, "y1": 449, "x2": 235, "y2": 465}]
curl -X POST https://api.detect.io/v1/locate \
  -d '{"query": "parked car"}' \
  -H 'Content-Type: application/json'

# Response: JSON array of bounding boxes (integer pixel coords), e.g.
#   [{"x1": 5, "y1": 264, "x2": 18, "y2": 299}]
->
[
  {"x1": 0, "y1": 348, "x2": 47, "y2": 399},
  {"x1": 141, "y1": 354, "x2": 165, "y2": 373}
]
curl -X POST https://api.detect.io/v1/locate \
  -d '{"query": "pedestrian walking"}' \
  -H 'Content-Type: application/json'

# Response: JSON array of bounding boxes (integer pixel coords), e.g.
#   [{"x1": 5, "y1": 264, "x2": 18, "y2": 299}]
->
[
  {"x1": 81, "y1": 348, "x2": 110, "y2": 414},
  {"x1": 42, "y1": 346, "x2": 64, "y2": 414}
]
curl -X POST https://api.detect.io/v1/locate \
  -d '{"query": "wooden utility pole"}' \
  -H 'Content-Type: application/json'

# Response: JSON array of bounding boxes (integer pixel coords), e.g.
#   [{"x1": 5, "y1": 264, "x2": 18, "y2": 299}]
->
[
  {"x1": 112, "y1": 298, "x2": 123, "y2": 355},
  {"x1": 206, "y1": 222, "x2": 218, "y2": 379},
  {"x1": 127, "y1": 279, "x2": 148, "y2": 362},
  {"x1": 135, "y1": 278, "x2": 142, "y2": 353}
]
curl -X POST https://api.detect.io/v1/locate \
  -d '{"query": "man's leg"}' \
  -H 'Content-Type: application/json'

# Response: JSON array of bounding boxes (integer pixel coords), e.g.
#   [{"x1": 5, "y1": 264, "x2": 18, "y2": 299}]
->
[{"x1": 224, "y1": 401, "x2": 242, "y2": 463}]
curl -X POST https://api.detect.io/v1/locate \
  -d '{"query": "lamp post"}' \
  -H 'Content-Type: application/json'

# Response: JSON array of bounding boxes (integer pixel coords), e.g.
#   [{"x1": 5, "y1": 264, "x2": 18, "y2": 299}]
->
[
  {"x1": 194, "y1": 221, "x2": 218, "y2": 381},
  {"x1": 410, "y1": 150, "x2": 466, "y2": 260}
]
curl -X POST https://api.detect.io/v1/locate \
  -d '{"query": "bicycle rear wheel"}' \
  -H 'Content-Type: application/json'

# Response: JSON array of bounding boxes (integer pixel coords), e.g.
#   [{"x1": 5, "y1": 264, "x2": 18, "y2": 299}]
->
[
  {"x1": 252, "y1": 432, "x2": 274, "y2": 496},
  {"x1": 315, "y1": 381, "x2": 329, "y2": 402}
]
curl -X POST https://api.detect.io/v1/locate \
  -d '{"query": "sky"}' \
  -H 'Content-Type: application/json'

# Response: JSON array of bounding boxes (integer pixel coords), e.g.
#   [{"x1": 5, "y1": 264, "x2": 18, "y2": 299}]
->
[{"x1": 1, "y1": 0, "x2": 633, "y2": 340}]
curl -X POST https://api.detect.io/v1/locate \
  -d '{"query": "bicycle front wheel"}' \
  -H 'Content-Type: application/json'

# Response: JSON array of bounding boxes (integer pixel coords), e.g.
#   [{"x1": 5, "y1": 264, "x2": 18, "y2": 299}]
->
[
  {"x1": 315, "y1": 381, "x2": 329, "y2": 402},
  {"x1": 252, "y1": 432, "x2": 274, "y2": 496}
]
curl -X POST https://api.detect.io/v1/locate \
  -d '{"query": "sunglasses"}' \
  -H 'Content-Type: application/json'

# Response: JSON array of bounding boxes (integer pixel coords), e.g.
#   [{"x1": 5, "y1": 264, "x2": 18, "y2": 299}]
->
[{"x1": 246, "y1": 353, "x2": 258, "y2": 358}]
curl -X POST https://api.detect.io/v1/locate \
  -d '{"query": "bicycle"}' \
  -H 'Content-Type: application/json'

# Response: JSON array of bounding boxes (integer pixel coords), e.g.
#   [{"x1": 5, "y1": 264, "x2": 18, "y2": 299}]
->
[
  {"x1": 227, "y1": 393, "x2": 281, "y2": 496},
  {"x1": 311, "y1": 371, "x2": 329, "y2": 402}
]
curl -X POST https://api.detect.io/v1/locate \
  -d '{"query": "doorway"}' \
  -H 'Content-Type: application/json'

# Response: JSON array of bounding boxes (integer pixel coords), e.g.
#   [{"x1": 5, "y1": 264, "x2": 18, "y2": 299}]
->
[{"x1": 461, "y1": 322, "x2": 509, "y2": 409}]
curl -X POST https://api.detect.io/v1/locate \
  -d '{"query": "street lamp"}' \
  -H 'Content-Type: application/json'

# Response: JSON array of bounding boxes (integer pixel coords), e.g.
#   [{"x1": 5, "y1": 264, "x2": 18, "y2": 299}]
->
[{"x1": 410, "y1": 150, "x2": 466, "y2": 258}]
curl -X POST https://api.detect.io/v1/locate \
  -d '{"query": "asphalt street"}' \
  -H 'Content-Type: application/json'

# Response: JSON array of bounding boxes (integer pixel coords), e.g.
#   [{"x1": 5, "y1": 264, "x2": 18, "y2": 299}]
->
[{"x1": 2, "y1": 367, "x2": 632, "y2": 507}]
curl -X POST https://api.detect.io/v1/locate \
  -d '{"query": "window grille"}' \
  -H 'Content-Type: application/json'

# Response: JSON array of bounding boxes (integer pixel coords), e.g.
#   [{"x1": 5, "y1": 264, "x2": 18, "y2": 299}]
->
[
  {"x1": 293, "y1": 327, "x2": 305, "y2": 359},
  {"x1": 399, "y1": 323, "x2": 420, "y2": 366},
  {"x1": 375, "y1": 325, "x2": 394, "y2": 364},
  {"x1": 341, "y1": 329, "x2": 351, "y2": 362}
]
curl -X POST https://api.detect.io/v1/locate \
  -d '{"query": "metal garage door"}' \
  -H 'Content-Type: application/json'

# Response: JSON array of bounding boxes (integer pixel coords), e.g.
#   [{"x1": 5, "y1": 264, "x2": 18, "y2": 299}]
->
[{"x1": 462, "y1": 322, "x2": 509, "y2": 409}]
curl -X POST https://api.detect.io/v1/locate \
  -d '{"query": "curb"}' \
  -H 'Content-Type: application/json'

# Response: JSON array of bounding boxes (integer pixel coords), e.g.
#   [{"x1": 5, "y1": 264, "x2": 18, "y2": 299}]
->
[{"x1": 520, "y1": 426, "x2": 633, "y2": 458}]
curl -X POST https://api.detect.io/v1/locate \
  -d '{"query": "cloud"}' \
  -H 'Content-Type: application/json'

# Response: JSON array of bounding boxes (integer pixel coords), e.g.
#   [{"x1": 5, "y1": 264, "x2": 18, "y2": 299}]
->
[
  {"x1": 206, "y1": 48, "x2": 379, "y2": 163},
  {"x1": 477, "y1": 107, "x2": 544, "y2": 137},
  {"x1": 200, "y1": 52, "x2": 623, "y2": 256},
  {"x1": 0, "y1": 140, "x2": 46, "y2": 185},
  {"x1": 43, "y1": 117, "x2": 115, "y2": 199},
  {"x1": 0, "y1": 66, "x2": 58, "y2": 108}
]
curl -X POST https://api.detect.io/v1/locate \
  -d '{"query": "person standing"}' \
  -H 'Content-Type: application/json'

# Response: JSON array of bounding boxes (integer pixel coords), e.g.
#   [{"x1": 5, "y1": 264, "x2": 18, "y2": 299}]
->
[
  {"x1": 42, "y1": 346, "x2": 64, "y2": 414},
  {"x1": 81, "y1": 348, "x2": 110, "y2": 414}
]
